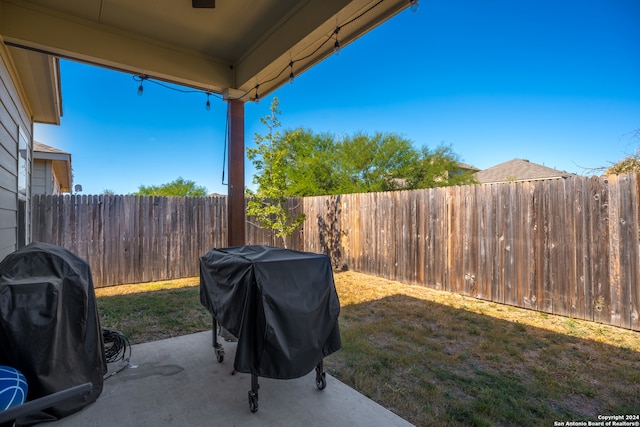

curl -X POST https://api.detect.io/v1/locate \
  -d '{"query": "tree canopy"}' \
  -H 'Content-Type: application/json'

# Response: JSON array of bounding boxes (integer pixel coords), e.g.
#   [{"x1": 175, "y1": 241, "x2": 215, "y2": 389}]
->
[
  {"x1": 273, "y1": 129, "x2": 477, "y2": 197},
  {"x1": 134, "y1": 177, "x2": 207, "y2": 196}
]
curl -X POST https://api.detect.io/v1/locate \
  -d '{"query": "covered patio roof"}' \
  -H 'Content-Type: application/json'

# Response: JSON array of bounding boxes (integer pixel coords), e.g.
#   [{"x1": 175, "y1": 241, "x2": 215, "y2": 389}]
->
[
  {"x1": 0, "y1": 0, "x2": 413, "y2": 245},
  {"x1": 1, "y1": 0, "x2": 411, "y2": 105}
]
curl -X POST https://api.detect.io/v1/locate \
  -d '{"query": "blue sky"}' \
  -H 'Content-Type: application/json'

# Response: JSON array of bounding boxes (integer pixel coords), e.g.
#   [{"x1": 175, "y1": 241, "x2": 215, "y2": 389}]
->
[{"x1": 34, "y1": 0, "x2": 640, "y2": 196}]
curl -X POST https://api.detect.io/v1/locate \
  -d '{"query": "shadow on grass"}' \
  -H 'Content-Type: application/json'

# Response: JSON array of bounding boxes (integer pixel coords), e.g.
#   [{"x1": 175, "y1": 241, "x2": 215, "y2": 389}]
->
[{"x1": 324, "y1": 294, "x2": 640, "y2": 427}]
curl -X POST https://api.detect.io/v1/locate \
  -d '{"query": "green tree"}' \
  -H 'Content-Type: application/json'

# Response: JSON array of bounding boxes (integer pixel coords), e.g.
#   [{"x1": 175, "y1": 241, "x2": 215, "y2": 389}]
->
[
  {"x1": 338, "y1": 132, "x2": 419, "y2": 193},
  {"x1": 405, "y1": 144, "x2": 478, "y2": 188},
  {"x1": 280, "y1": 129, "x2": 347, "y2": 196},
  {"x1": 246, "y1": 97, "x2": 305, "y2": 248},
  {"x1": 134, "y1": 177, "x2": 207, "y2": 196},
  {"x1": 102, "y1": 188, "x2": 116, "y2": 195},
  {"x1": 275, "y1": 129, "x2": 475, "y2": 196}
]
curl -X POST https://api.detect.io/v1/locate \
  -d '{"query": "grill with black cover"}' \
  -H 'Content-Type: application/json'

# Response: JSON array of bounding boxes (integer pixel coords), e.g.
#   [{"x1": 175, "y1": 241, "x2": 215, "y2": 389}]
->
[{"x1": 199, "y1": 245, "x2": 341, "y2": 412}]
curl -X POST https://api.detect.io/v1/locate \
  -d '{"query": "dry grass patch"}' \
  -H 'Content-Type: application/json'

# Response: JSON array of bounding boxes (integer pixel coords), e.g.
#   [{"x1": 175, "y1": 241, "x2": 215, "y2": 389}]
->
[
  {"x1": 327, "y1": 271, "x2": 640, "y2": 426},
  {"x1": 96, "y1": 271, "x2": 640, "y2": 426}
]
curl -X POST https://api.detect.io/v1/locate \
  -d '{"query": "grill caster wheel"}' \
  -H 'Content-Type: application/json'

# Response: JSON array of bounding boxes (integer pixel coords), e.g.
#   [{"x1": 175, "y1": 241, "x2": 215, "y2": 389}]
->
[
  {"x1": 248, "y1": 390, "x2": 258, "y2": 413},
  {"x1": 214, "y1": 345, "x2": 224, "y2": 363},
  {"x1": 316, "y1": 371, "x2": 326, "y2": 390}
]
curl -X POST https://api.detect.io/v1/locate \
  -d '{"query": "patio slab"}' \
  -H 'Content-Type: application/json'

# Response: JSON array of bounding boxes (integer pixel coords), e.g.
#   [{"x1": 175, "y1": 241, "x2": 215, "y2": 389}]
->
[{"x1": 44, "y1": 331, "x2": 413, "y2": 426}]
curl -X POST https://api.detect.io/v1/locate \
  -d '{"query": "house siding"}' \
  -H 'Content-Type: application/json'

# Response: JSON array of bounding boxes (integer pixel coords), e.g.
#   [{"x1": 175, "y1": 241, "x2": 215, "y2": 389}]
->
[
  {"x1": 33, "y1": 159, "x2": 64, "y2": 195},
  {"x1": 32, "y1": 158, "x2": 50, "y2": 195},
  {"x1": 0, "y1": 45, "x2": 33, "y2": 261}
]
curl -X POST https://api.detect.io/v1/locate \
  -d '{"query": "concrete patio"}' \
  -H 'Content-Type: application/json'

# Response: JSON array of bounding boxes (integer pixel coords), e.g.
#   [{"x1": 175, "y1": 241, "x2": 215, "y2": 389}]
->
[{"x1": 45, "y1": 331, "x2": 413, "y2": 426}]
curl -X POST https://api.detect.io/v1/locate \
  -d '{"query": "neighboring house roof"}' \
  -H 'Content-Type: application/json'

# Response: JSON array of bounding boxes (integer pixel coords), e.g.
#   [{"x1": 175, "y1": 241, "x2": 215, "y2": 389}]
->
[
  {"x1": 455, "y1": 162, "x2": 480, "y2": 173},
  {"x1": 33, "y1": 141, "x2": 72, "y2": 193},
  {"x1": 474, "y1": 158, "x2": 576, "y2": 184}
]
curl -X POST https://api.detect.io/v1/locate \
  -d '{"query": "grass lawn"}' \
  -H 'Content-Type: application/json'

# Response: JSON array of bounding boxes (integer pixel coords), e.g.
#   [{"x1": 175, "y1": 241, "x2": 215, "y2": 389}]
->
[{"x1": 96, "y1": 271, "x2": 640, "y2": 427}]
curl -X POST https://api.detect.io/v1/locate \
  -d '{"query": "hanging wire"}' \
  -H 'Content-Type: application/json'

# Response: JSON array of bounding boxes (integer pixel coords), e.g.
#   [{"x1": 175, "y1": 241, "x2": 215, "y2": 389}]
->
[
  {"x1": 132, "y1": 74, "x2": 221, "y2": 110},
  {"x1": 221, "y1": 104, "x2": 229, "y2": 185},
  {"x1": 243, "y1": 0, "x2": 388, "y2": 101},
  {"x1": 132, "y1": 0, "x2": 399, "y2": 103}
]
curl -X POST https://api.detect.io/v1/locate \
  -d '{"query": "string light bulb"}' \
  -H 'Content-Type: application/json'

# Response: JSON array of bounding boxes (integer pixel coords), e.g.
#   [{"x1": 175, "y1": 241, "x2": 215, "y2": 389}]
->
[
  {"x1": 333, "y1": 27, "x2": 341, "y2": 56},
  {"x1": 128, "y1": 2, "x2": 387, "y2": 105},
  {"x1": 409, "y1": 0, "x2": 419, "y2": 12},
  {"x1": 137, "y1": 76, "x2": 145, "y2": 96}
]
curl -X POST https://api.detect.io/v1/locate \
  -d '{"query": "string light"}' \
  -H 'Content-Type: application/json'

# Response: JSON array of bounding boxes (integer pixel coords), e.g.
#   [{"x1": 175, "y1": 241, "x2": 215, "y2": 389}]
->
[
  {"x1": 132, "y1": 74, "x2": 222, "y2": 110},
  {"x1": 136, "y1": 75, "x2": 146, "y2": 96},
  {"x1": 409, "y1": 0, "x2": 419, "y2": 13},
  {"x1": 131, "y1": 0, "x2": 403, "y2": 104},
  {"x1": 288, "y1": 62, "x2": 295, "y2": 84}
]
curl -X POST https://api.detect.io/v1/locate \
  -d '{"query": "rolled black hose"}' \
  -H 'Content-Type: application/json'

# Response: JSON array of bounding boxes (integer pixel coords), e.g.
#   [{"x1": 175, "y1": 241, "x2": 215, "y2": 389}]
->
[{"x1": 103, "y1": 328, "x2": 130, "y2": 363}]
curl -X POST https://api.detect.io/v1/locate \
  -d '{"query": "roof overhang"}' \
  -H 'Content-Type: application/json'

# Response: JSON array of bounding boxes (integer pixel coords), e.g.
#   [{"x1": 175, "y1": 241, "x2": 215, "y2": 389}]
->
[
  {"x1": 0, "y1": 0, "x2": 410, "y2": 101},
  {"x1": 0, "y1": 38, "x2": 62, "y2": 124}
]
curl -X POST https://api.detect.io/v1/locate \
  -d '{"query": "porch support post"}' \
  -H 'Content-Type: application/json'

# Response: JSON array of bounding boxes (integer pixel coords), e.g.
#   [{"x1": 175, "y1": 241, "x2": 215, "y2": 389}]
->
[{"x1": 226, "y1": 98, "x2": 245, "y2": 247}]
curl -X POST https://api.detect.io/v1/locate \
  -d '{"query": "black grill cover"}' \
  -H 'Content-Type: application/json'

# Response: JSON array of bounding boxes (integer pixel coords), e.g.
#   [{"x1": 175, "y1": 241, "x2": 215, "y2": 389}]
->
[
  {"x1": 199, "y1": 245, "x2": 341, "y2": 379},
  {"x1": 0, "y1": 242, "x2": 106, "y2": 425}
]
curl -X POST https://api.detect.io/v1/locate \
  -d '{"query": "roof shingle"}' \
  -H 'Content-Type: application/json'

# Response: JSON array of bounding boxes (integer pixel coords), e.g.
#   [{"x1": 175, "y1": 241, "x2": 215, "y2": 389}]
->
[{"x1": 475, "y1": 158, "x2": 575, "y2": 184}]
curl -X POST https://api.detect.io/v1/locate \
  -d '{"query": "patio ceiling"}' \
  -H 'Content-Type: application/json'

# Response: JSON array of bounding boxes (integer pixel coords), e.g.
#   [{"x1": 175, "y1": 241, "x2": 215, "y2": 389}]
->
[
  {"x1": 1, "y1": 0, "x2": 413, "y2": 247},
  {"x1": 1, "y1": 0, "x2": 411, "y2": 114}
]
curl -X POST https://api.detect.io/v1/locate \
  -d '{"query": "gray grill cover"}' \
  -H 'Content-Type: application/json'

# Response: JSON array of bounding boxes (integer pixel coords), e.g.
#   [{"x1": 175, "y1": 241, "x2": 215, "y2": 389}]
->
[
  {"x1": 199, "y1": 245, "x2": 341, "y2": 379},
  {"x1": 0, "y1": 242, "x2": 106, "y2": 425}
]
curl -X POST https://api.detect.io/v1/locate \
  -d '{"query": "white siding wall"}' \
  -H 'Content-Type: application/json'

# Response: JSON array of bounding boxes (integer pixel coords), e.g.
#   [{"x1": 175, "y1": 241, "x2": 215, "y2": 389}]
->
[
  {"x1": 0, "y1": 46, "x2": 33, "y2": 261},
  {"x1": 32, "y1": 158, "x2": 50, "y2": 195}
]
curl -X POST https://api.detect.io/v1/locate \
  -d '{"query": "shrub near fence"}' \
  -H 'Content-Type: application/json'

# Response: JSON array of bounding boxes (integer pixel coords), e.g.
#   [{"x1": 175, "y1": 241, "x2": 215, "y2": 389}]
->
[{"x1": 32, "y1": 174, "x2": 640, "y2": 331}]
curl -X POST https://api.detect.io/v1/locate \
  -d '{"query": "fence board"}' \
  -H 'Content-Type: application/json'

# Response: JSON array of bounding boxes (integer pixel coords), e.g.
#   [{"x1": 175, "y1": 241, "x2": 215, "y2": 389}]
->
[
  {"x1": 475, "y1": 184, "x2": 488, "y2": 300},
  {"x1": 612, "y1": 174, "x2": 639, "y2": 329},
  {"x1": 504, "y1": 183, "x2": 517, "y2": 306},
  {"x1": 632, "y1": 176, "x2": 640, "y2": 331},
  {"x1": 608, "y1": 175, "x2": 623, "y2": 327},
  {"x1": 571, "y1": 177, "x2": 588, "y2": 321},
  {"x1": 594, "y1": 177, "x2": 611, "y2": 325}
]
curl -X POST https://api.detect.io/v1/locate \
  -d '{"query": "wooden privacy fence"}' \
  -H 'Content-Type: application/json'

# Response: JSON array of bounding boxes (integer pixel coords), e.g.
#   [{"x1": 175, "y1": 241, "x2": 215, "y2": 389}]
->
[
  {"x1": 32, "y1": 174, "x2": 640, "y2": 330},
  {"x1": 303, "y1": 174, "x2": 640, "y2": 331},
  {"x1": 32, "y1": 195, "x2": 228, "y2": 287},
  {"x1": 31, "y1": 195, "x2": 300, "y2": 288}
]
